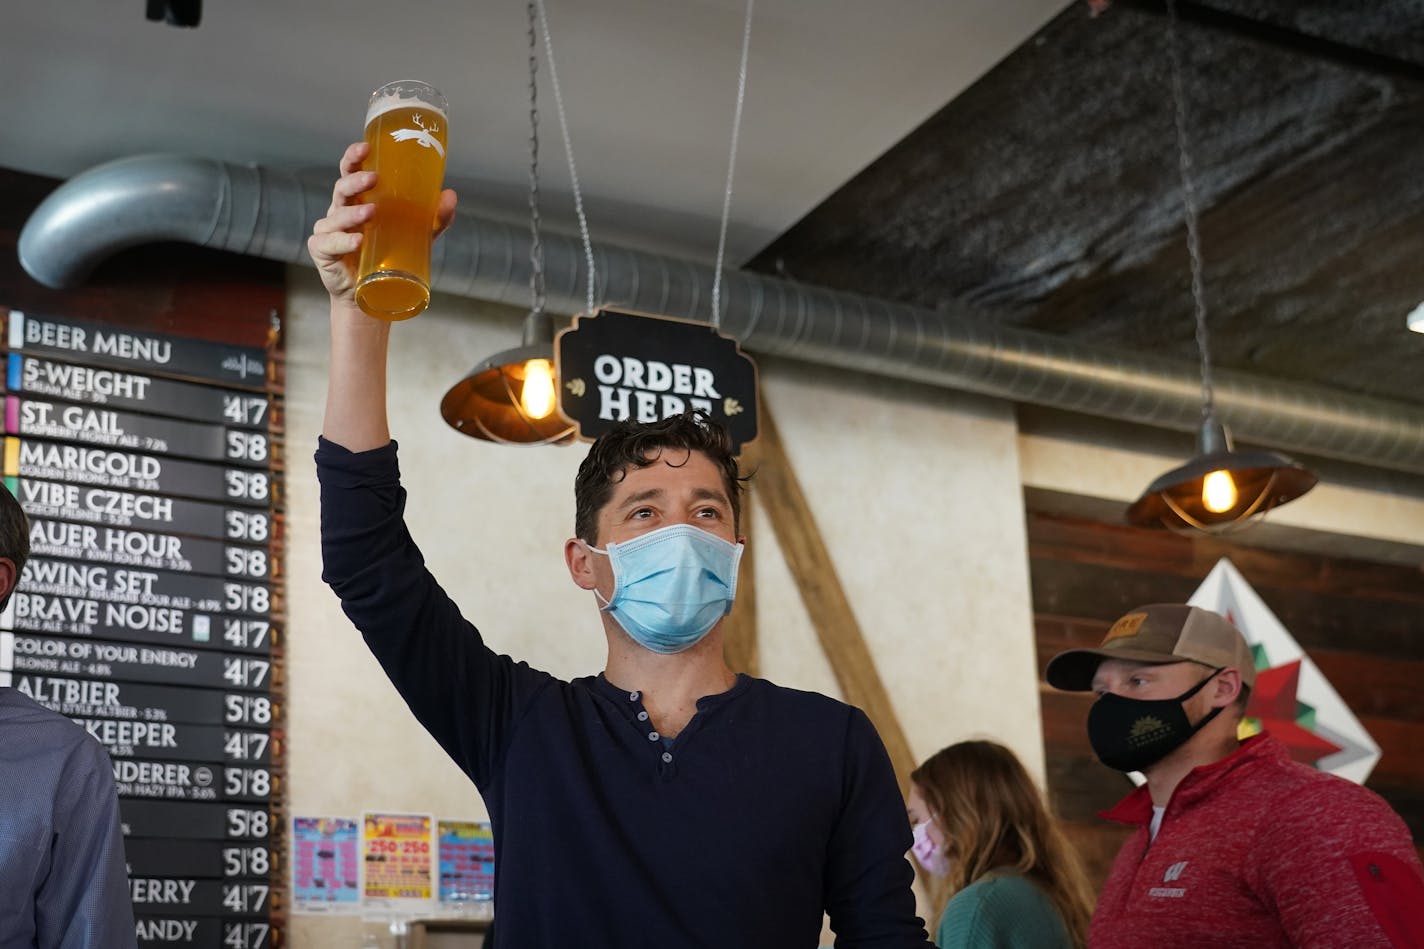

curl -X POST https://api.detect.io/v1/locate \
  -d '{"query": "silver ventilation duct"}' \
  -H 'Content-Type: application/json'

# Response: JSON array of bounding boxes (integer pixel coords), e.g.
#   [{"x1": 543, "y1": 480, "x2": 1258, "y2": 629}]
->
[{"x1": 19, "y1": 154, "x2": 1424, "y2": 474}]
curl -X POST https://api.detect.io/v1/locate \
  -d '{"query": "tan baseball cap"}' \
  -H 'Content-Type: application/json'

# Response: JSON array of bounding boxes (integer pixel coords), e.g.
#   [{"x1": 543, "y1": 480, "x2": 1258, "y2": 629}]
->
[{"x1": 1046, "y1": 604, "x2": 1257, "y2": 692}]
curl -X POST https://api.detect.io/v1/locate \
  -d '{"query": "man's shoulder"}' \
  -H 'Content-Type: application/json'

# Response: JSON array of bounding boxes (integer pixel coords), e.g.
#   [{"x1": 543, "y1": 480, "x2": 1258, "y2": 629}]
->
[
  {"x1": 746, "y1": 676, "x2": 856, "y2": 719},
  {"x1": 1229, "y1": 746, "x2": 1414, "y2": 850},
  {"x1": 0, "y1": 687, "x2": 109, "y2": 762},
  {"x1": 2, "y1": 684, "x2": 69, "y2": 723},
  {"x1": 1273, "y1": 762, "x2": 1402, "y2": 822},
  {"x1": 1242, "y1": 743, "x2": 1385, "y2": 806}
]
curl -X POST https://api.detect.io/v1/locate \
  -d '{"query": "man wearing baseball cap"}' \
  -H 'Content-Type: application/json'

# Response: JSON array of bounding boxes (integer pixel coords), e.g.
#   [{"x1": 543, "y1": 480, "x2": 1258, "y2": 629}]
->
[{"x1": 1047, "y1": 603, "x2": 1424, "y2": 948}]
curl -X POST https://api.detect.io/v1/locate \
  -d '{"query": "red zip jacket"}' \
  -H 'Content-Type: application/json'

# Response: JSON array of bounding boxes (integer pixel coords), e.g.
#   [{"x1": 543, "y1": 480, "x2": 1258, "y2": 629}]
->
[{"x1": 1090, "y1": 733, "x2": 1424, "y2": 948}]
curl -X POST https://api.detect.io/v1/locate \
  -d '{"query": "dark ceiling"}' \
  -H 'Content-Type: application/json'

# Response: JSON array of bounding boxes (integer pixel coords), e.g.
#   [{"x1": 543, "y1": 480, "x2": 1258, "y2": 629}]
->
[{"x1": 750, "y1": 0, "x2": 1424, "y2": 408}]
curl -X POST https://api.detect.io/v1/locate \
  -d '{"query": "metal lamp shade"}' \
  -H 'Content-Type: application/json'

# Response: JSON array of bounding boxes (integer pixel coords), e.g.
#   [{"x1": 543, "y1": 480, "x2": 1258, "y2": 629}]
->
[
  {"x1": 441, "y1": 342, "x2": 575, "y2": 445},
  {"x1": 1126, "y1": 448, "x2": 1318, "y2": 531}
]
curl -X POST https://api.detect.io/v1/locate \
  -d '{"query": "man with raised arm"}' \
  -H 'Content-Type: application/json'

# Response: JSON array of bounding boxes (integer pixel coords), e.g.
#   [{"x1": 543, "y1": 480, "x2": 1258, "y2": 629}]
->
[{"x1": 309, "y1": 142, "x2": 931, "y2": 948}]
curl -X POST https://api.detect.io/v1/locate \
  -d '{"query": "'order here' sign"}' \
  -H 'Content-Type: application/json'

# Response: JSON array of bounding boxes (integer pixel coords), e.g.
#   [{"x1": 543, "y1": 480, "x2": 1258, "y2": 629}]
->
[{"x1": 556, "y1": 308, "x2": 758, "y2": 452}]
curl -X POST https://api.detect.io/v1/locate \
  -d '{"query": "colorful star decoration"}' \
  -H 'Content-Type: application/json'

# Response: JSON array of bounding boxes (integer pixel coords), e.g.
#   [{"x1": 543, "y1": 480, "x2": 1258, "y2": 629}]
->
[
  {"x1": 1238, "y1": 659, "x2": 1343, "y2": 766},
  {"x1": 1196, "y1": 562, "x2": 1379, "y2": 785}
]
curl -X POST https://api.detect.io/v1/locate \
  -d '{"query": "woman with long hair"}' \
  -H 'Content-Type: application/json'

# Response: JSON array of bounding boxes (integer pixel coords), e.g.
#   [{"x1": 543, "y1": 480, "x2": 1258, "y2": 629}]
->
[{"x1": 907, "y1": 739, "x2": 1095, "y2": 948}]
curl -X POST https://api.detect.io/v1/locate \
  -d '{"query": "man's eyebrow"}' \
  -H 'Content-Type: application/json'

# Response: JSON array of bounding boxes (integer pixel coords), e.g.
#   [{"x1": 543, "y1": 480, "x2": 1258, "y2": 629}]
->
[
  {"x1": 1092, "y1": 662, "x2": 1163, "y2": 689},
  {"x1": 615, "y1": 488, "x2": 664, "y2": 510},
  {"x1": 614, "y1": 486, "x2": 729, "y2": 511}
]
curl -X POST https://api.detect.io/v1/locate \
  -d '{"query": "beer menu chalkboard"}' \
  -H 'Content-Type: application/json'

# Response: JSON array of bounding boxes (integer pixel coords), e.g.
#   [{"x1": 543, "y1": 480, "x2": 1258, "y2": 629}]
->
[{"x1": 0, "y1": 310, "x2": 283, "y2": 949}]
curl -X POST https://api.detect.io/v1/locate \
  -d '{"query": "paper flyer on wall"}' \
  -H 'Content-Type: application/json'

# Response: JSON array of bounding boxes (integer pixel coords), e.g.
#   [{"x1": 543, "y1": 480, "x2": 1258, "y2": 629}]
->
[
  {"x1": 290, "y1": 817, "x2": 360, "y2": 914},
  {"x1": 437, "y1": 819, "x2": 495, "y2": 911},
  {"x1": 362, "y1": 812, "x2": 435, "y2": 907}
]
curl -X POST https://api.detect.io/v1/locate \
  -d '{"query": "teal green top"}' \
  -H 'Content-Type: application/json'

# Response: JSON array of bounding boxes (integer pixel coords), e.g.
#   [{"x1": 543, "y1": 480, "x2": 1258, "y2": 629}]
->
[{"x1": 935, "y1": 872, "x2": 1074, "y2": 949}]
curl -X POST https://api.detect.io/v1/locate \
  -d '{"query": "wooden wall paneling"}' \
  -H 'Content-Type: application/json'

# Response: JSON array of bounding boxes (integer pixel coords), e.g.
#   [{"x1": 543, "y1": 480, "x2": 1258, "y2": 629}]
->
[
  {"x1": 1030, "y1": 557, "x2": 1423, "y2": 659},
  {"x1": 1307, "y1": 651, "x2": 1424, "y2": 721},
  {"x1": 1026, "y1": 509, "x2": 1424, "y2": 604}
]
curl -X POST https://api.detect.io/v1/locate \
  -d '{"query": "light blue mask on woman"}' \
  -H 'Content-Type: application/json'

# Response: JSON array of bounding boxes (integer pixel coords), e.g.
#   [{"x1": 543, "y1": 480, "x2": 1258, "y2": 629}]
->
[{"x1": 585, "y1": 524, "x2": 744, "y2": 654}]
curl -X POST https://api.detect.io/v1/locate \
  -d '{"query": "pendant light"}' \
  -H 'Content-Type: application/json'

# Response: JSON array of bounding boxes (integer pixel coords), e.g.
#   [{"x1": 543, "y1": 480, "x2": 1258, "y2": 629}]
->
[
  {"x1": 1126, "y1": 0, "x2": 1316, "y2": 532},
  {"x1": 1126, "y1": 412, "x2": 1318, "y2": 532},
  {"x1": 440, "y1": 0, "x2": 575, "y2": 446},
  {"x1": 440, "y1": 309, "x2": 572, "y2": 444}
]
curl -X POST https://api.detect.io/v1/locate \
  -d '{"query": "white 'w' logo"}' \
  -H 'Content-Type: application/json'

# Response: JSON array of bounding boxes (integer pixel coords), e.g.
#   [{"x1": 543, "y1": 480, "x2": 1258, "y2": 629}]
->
[{"x1": 1163, "y1": 861, "x2": 1189, "y2": 883}]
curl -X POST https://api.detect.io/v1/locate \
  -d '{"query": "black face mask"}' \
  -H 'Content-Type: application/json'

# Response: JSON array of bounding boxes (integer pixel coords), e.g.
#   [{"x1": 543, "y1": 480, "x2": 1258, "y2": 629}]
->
[{"x1": 1087, "y1": 669, "x2": 1224, "y2": 773}]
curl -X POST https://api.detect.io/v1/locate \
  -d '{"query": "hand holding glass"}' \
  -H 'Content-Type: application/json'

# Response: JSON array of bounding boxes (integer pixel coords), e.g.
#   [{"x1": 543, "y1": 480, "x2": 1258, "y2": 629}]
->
[{"x1": 355, "y1": 80, "x2": 449, "y2": 321}]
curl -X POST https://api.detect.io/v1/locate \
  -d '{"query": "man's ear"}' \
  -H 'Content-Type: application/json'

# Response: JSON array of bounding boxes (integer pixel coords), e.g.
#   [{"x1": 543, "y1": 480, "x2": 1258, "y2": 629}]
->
[
  {"x1": 1212, "y1": 667, "x2": 1244, "y2": 708},
  {"x1": 564, "y1": 539, "x2": 597, "y2": 590},
  {"x1": 0, "y1": 557, "x2": 15, "y2": 602}
]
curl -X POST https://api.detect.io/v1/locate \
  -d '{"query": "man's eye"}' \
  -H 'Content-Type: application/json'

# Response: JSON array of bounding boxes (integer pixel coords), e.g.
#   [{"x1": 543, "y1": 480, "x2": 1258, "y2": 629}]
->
[
  {"x1": 632, "y1": 508, "x2": 654, "y2": 519},
  {"x1": 696, "y1": 508, "x2": 721, "y2": 518}
]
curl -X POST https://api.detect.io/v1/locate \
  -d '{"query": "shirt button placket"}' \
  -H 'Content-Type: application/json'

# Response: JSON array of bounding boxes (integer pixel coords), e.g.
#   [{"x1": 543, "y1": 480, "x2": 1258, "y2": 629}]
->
[{"x1": 626, "y1": 689, "x2": 674, "y2": 775}]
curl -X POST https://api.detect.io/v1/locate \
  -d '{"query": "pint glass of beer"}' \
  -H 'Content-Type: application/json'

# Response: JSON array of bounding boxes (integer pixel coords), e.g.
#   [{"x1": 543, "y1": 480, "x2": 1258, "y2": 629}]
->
[{"x1": 355, "y1": 80, "x2": 449, "y2": 321}]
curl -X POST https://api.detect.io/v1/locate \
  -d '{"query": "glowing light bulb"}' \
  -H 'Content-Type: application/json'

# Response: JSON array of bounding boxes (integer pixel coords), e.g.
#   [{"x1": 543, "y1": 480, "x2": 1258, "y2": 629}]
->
[
  {"x1": 1202, "y1": 469, "x2": 1237, "y2": 514},
  {"x1": 520, "y1": 359, "x2": 556, "y2": 420}
]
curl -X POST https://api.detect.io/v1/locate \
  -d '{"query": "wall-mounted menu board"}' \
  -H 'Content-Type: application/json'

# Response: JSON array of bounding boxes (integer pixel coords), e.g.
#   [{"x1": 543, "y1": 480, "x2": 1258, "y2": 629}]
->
[{"x1": 0, "y1": 308, "x2": 284, "y2": 949}]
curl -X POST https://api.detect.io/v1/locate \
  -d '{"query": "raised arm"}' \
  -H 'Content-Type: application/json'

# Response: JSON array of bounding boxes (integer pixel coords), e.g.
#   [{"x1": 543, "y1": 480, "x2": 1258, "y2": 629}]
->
[
  {"x1": 309, "y1": 147, "x2": 554, "y2": 788},
  {"x1": 307, "y1": 141, "x2": 456, "y2": 451}
]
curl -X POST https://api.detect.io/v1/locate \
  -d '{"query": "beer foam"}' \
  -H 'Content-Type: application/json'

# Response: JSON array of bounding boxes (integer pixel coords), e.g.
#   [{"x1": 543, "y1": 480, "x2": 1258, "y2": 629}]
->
[{"x1": 365, "y1": 82, "x2": 448, "y2": 124}]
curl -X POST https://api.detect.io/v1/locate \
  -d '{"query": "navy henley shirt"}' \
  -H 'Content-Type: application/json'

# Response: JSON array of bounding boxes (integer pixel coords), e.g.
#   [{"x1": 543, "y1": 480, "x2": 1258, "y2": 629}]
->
[{"x1": 317, "y1": 438, "x2": 931, "y2": 948}]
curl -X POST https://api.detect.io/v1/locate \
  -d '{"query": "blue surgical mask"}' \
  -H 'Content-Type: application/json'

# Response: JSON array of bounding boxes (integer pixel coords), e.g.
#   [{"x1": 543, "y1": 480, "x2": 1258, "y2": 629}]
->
[{"x1": 585, "y1": 524, "x2": 744, "y2": 654}]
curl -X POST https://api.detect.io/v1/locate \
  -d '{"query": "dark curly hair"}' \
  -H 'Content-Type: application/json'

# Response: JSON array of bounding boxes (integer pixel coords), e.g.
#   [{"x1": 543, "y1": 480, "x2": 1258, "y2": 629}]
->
[{"x1": 574, "y1": 411, "x2": 746, "y2": 544}]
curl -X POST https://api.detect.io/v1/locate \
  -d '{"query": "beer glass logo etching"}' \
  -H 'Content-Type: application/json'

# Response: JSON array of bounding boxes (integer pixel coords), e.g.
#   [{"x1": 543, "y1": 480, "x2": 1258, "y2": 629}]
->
[{"x1": 389, "y1": 113, "x2": 445, "y2": 157}]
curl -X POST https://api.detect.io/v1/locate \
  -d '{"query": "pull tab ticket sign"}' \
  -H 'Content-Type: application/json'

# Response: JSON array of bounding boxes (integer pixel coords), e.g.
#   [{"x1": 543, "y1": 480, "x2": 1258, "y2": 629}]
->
[{"x1": 361, "y1": 812, "x2": 433, "y2": 904}]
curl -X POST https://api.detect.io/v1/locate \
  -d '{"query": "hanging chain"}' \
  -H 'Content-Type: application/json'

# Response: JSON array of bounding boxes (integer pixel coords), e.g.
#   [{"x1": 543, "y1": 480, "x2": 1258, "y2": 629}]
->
[
  {"x1": 710, "y1": 0, "x2": 756, "y2": 331},
  {"x1": 526, "y1": 1, "x2": 546, "y2": 320},
  {"x1": 535, "y1": 0, "x2": 597, "y2": 315},
  {"x1": 528, "y1": 0, "x2": 752, "y2": 321},
  {"x1": 1165, "y1": 0, "x2": 1215, "y2": 418}
]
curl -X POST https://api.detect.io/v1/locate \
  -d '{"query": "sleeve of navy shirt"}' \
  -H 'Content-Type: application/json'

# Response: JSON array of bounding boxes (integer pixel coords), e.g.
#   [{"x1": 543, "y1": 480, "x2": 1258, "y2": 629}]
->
[
  {"x1": 825, "y1": 708, "x2": 933, "y2": 948},
  {"x1": 316, "y1": 437, "x2": 553, "y2": 789}
]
